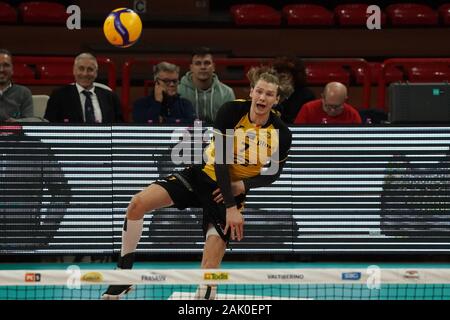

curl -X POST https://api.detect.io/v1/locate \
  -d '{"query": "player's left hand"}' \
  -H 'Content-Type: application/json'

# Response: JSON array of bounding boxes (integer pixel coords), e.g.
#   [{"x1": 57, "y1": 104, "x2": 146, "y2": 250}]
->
[
  {"x1": 212, "y1": 181, "x2": 245, "y2": 203},
  {"x1": 224, "y1": 206, "x2": 244, "y2": 241}
]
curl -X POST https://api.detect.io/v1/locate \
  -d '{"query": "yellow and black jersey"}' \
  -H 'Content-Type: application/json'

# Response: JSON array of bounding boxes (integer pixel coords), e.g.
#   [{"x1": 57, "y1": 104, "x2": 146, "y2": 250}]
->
[{"x1": 202, "y1": 100, "x2": 292, "y2": 207}]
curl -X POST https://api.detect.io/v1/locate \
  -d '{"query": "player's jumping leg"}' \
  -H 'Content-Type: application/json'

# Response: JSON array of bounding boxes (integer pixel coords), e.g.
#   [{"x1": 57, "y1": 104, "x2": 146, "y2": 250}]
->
[
  {"x1": 194, "y1": 225, "x2": 227, "y2": 300},
  {"x1": 102, "y1": 184, "x2": 173, "y2": 300}
]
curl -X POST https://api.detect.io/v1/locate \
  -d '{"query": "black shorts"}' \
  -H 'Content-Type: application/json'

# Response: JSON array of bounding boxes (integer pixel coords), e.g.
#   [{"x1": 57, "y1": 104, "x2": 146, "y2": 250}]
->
[{"x1": 153, "y1": 165, "x2": 245, "y2": 243}]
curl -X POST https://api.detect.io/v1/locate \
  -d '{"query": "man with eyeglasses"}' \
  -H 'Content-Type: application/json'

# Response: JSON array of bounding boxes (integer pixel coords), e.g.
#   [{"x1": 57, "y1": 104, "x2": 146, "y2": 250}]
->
[
  {"x1": 294, "y1": 82, "x2": 362, "y2": 124},
  {"x1": 133, "y1": 61, "x2": 195, "y2": 124},
  {"x1": 178, "y1": 47, "x2": 235, "y2": 125},
  {"x1": 0, "y1": 49, "x2": 34, "y2": 122}
]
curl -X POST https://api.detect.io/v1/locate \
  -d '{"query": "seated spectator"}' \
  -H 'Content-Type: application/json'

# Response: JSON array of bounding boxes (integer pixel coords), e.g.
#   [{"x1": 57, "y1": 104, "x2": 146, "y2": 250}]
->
[
  {"x1": 272, "y1": 56, "x2": 315, "y2": 124},
  {"x1": 0, "y1": 49, "x2": 34, "y2": 122},
  {"x1": 178, "y1": 47, "x2": 235, "y2": 125},
  {"x1": 359, "y1": 108, "x2": 388, "y2": 124},
  {"x1": 133, "y1": 62, "x2": 195, "y2": 124},
  {"x1": 294, "y1": 82, "x2": 362, "y2": 124},
  {"x1": 44, "y1": 53, "x2": 122, "y2": 123}
]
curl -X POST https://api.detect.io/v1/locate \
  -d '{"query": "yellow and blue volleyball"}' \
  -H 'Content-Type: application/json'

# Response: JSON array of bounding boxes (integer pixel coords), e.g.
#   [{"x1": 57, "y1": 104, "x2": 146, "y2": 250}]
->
[{"x1": 103, "y1": 8, "x2": 142, "y2": 48}]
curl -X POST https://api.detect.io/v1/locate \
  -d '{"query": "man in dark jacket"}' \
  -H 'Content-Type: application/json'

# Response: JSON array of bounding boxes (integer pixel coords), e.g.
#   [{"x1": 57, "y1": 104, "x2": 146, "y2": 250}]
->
[
  {"x1": 272, "y1": 56, "x2": 315, "y2": 124},
  {"x1": 133, "y1": 61, "x2": 195, "y2": 124},
  {"x1": 44, "y1": 53, "x2": 122, "y2": 123}
]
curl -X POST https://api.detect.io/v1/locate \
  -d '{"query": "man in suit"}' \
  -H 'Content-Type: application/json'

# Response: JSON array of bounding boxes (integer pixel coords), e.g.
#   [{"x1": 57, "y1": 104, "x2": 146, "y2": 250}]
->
[{"x1": 44, "y1": 52, "x2": 122, "y2": 123}]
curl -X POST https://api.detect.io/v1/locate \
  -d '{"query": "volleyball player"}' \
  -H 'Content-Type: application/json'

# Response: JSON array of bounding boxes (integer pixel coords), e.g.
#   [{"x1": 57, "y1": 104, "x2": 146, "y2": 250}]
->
[{"x1": 102, "y1": 67, "x2": 292, "y2": 299}]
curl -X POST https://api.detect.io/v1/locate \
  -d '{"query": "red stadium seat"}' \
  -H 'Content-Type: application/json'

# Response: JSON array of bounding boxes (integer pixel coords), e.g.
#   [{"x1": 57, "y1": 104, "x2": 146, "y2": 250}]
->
[
  {"x1": 386, "y1": 3, "x2": 438, "y2": 26},
  {"x1": 19, "y1": 1, "x2": 68, "y2": 25},
  {"x1": 37, "y1": 63, "x2": 73, "y2": 82},
  {"x1": 405, "y1": 64, "x2": 450, "y2": 82},
  {"x1": 334, "y1": 4, "x2": 387, "y2": 26},
  {"x1": 438, "y1": 4, "x2": 450, "y2": 25},
  {"x1": 381, "y1": 64, "x2": 405, "y2": 84},
  {"x1": 355, "y1": 62, "x2": 403, "y2": 85},
  {"x1": 0, "y1": 2, "x2": 18, "y2": 24},
  {"x1": 12, "y1": 63, "x2": 35, "y2": 83},
  {"x1": 282, "y1": 4, "x2": 334, "y2": 26},
  {"x1": 230, "y1": 4, "x2": 281, "y2": 26},
  {"x1": 305, "y1": 65, "x2": 350, "y2": 85}
]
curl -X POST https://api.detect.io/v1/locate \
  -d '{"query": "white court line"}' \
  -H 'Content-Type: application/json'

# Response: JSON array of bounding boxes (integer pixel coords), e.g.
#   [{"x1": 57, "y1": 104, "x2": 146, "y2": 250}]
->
[{"x1": 168, "y1": 292, "x2": 310, "y2": 300}]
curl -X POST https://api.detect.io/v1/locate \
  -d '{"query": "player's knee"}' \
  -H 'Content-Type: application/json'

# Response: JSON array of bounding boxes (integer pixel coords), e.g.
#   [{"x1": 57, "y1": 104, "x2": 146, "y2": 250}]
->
[
  {"x1": 202, "y1": 260, "x2": 220, "y2": 269},
  {"x1": 126, "y1": 194, "x2": 146, "y2": 220},
  {"x1": 201, "y1": 252, "x2": 222, "y2": 269}
]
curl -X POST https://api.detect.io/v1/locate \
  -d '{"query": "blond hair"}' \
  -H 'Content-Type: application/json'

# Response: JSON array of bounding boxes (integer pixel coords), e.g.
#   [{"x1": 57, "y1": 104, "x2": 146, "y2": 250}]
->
[{"x1": 246, "y1": 66, "x2": 293, "y2": 102}]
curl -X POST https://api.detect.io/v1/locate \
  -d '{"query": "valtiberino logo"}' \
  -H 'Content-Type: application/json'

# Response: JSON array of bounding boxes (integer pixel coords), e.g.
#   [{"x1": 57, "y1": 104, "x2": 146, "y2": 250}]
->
[
  {"x1": 141, "y1": 272, "x2": 167, "y2": 282},
  {"x1": 81, "y1": 272, "x2": 103, "y2": 283},
  {"x1": 267, "y1": 274, "x2": 304, "y2": 280},
  {"x1": 404, "y1": 270, "x2": 420, "y2": 280},
  {"x1": 25, "y1": 273, "x2": 41, "y2": 282},
  {"x1": 342, "y1": 272, "x2": 362, "y2": 280},
  {"x1": 203, "y1": 272, "x2": 229, "y2": 281}
]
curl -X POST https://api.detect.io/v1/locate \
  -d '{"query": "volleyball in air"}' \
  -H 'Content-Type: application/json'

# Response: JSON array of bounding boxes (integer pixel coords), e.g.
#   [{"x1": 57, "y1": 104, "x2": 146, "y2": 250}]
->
[{"x1": 103, "y1": 8, "x2": 142, "y2": 48}]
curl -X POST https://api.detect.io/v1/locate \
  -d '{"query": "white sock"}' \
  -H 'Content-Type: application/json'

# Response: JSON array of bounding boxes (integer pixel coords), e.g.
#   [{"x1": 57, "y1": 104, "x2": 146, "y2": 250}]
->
[{"x1": 121, "y1": 218, "x2": 144, "y2": 257}]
